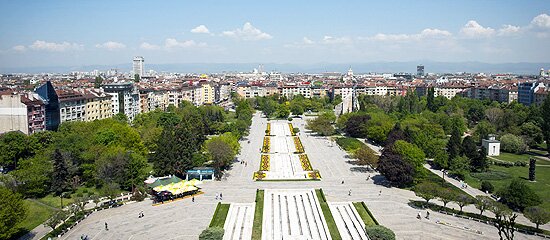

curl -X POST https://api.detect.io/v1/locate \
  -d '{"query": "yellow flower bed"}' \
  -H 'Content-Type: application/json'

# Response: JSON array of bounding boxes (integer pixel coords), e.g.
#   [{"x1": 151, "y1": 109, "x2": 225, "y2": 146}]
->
[
  {"x1": 266, "y1": 123, "x2": 271, "y2": 136},
  {"x1": 293, "y1": 137, "x2": 304, "y2": 153},
  {"x1": 260, "y1": 155, "x2": 270, "y2": 171},
  {"x1": 307, "y1": 170, "x2": 321, "y2": 179},
  {"x1": 288, "y1": 123, "x2": 295, "y2": 136},
  {"x1": 253, "y1": 171, "x2": 266, "y2": 180},
  {"x1": 262, "y1": 137, "x2": 270, "y2": 153},
  {"x1": 299, "y1": 154, "x2": 312, "y2": 171}
]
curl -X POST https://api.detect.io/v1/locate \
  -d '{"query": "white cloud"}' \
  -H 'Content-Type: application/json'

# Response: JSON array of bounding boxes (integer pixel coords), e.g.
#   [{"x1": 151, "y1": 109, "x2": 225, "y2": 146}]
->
[
  {"x1": 191, "y1": 25, "x2": 210, "y2": 34},
  {"x1": 367, "y1": 28, "x2": 451, "y2": 42},
  {"x1": 530, "y1": 13, "x2": 550, "y2": 29},
  {"x1": 13, "y1": 45, "x2": 26, "y2": 52},
  {"x1": 29, "y1": 40, "x2": 83, "y2": 52},
  {"x1": 460, "y1": 20, "x2": 495, "y2": 38},
  {"x1": 95, "y1": 41, "x2": 126, "y2": 50},
  {"x1": 222, "y1": 22, "x2": 272, "y2": 41},
  {"x1": 140, "y1": 42, "x2": 161, "y2": 50},
  {"x1": 164, "y1": 38, "x2": 207, "y2": 49},
  {"x1": 303, "y1": 37, "x2": 314, "y2": 44},
  {"x1": 498, "y1": 25, "x2": 521, "y2": 36},
  {"x1": 322, "y1": 36, "x2": 351, "y2": 44}
]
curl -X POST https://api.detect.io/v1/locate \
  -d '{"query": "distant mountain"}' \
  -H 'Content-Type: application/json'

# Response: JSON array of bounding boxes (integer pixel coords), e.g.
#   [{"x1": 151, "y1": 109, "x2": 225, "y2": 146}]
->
[{"x1": 2, "y1": 61, "x2": 549, "y2": 75}]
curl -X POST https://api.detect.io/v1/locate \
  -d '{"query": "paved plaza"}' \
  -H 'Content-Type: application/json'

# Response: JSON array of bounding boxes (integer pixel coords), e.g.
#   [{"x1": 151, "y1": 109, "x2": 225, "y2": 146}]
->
[{"x1": 59, "y1": 113, "x2": 545, "y2": 240}]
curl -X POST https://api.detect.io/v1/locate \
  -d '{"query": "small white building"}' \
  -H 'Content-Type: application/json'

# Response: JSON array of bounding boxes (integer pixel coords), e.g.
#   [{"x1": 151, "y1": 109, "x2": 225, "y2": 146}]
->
[{"x1": 482, "y1": 135, "x2": 500, "y2": 156}]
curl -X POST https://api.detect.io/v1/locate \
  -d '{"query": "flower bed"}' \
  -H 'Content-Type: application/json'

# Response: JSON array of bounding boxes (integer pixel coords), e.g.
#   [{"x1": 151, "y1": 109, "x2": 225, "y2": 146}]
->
[
  {"x1": 293, "y1": 137, "x2": 304, "y2": 153},
  {"x1": 253, "y1": 171, "x2": 266, "y2": 180},
  {"x1": 262, "y1": 137, "x2": 270, "y2": 153},
  {"x1": 288, "y1": 123, "x2": 295, "y2": 136},
  {"x1": 308, "y1": 170, "x2": 321, "y2": 179},
  {"x1": 260, "y1": 155, "x2": 270, "y2": 171},
  {"x1": 266, "y1": 123, "x2": 271, "y2": 136},
  {"x1": 299, "y1": 154, "x2": 313, "y2": 171}
]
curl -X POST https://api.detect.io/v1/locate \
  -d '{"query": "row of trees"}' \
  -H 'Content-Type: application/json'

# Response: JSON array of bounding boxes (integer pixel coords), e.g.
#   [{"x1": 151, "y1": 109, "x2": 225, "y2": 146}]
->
[{"x1": 255, "y1": 94, "x2": 339, "y2": 118}]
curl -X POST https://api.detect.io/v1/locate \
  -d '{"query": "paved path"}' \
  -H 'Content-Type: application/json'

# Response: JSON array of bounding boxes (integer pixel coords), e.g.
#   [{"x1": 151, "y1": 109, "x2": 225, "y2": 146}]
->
[{"x1": 59, "y1": 113, "x2": 544, "y2": 240}]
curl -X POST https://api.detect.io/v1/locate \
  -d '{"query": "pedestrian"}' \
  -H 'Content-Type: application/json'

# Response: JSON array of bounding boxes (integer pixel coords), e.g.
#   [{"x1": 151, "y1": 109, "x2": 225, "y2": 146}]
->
[
  {"x1": 348, "y1": 189, "x2": 351, "y2": 196},
  {"x1": 245, "y1": 162, "x2": 247, "y2": 167},
  {"x1": 341, "y1": 179, "x2": 345, "y2": 184},
  {"x1": 379, "y1": 190, "x2": 381, "y2": 196},
  {"x1": 105, "y1": 222, "x2": 108, "y2": 231},
  {"x1": 417, "y1": 212, "x2": 421, "y2": 220},
  {"x1": 192, "y1": 196, "x2": 195, "y2": 202},
  {"x1": 426, "y1": 211, "x2": 430, "y2": 219},
  {"x1": 215, "y1": 193, "x2": 218, "y2": 200},
  {"x1": 220, "y1": 192, "x2": 223, "y2": 200}
]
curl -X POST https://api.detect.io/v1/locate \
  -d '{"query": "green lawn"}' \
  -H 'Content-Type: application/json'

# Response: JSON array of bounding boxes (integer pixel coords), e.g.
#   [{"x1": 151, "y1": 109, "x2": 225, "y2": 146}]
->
[
  {"x1": 14, "y1": 200, "x2": 55, "y2": 235},
  {"x1": 316, "y1": 189, "x2": 342, "y2": 240},
  {"x1": 466, "y1": 165, "x2": 550, "y2": 210},
  {"x1": 252, "y1": 190, "x2": 264, "y2": 240},
  {"x1": 493, "y1": 152, "x2": 550, "y2": 165},
  {"x1": 37, "y1": 194, "x2": 74, "y2": 209},
  {"x1": 209, "y1": 203, "x2": 230, "y2": 228},
  {"x1": 335, "y1": 137, "x2": 364, "y2": 152},
  {"x1": 352, "y1": 202, "x2": 378, "y2": 226}
]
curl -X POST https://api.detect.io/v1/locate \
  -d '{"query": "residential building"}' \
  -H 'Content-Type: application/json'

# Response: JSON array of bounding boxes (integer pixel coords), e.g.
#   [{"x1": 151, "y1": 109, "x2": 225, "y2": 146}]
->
[
  {"x1": 103, "y1": 82, "x2": 140, "y2": 122},
  {"x1": 35, "y1": 81, "x2": 60, "y2": 130},
  {"x1": 0, "y1": 91, "x2": 46, "y2": 135},
  {"x1": 133, "y1": 56, "x2": 145, "y2": 78},
  {"x1": 518, "y1": 82, "x2": 545, "y2": 106},
  {"x1": 417, "y1": 65, "x2": 425, "y2": 76},
  {"x1": 57, "y1": 90, "x2": 87, "y2": 123},
  {"x1": 83, "y1": 90, "x2": 112, "y2": 121}
]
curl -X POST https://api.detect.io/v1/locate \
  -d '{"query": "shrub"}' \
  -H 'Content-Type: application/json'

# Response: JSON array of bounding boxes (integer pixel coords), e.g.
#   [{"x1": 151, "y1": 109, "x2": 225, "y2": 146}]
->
[
  {"x1": 288, "y1": 117, "x2": 293, "y2": 121},
  {"x1": 336, "y1": 137, "x2": 364, "y2": 152},
  {"x1": 514, "y1": 161, "x2": 527, "y2": 167},
  {"x1": 76, "y1": 192, "x2": 83, "y2": 197},
  {"x1": 497, "y1": 179, "x2": 542, "y2": 211},
  {"x1": 500, "y1": 133, "x2": 527, "y2": 154},
  {"x1": 199, "y1": 227, "x2": 224, "y2": 240},
  {"x1": 480, "y1": 181, "x2": 494, "y2": 193},
  {"x1": 366, "y1": 225, "x2": 396, "y2": 240},
  {"x1": 293, "y1": 127, "x2": 300, "y2": 134}
]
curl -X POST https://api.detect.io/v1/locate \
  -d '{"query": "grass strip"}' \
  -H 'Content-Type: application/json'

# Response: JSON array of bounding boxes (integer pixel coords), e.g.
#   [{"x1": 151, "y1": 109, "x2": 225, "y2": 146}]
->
[
  {"x1": 209, "y1": 203, "x2": 230, "y2": 228},
  {"x1": 252, "y1": 190, "x2": 264, "y2": 240},
  {"x1": 316, "y1": 189, "x2": 342, "y2": 240},
  {"x1": 353, "y1": 202, "x2": 378, "y2": 226}
]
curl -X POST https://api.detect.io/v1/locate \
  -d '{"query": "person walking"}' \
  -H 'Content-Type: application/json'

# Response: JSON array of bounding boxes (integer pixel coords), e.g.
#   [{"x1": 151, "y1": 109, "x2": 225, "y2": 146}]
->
[
  {"x1": 220, "y1": 192, "x2": 223, "y2": 200},
  {"x1": 426, "y1": 211, "x2": 430, "y2": 219},
  {"x1": 348, "y1": 189, "x2": 351, "y2": 196},
  {"x1": 105, "y1": 222, "x2": 109, "y2": 231},
  {"x1": 192, "y1": 196, "x2": 195, "y2": 202}
]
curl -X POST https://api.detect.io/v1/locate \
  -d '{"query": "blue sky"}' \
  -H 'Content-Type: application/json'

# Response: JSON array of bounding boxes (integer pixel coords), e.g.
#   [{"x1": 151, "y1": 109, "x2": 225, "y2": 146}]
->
[{"x1": 1, "y1": 0, "x2": 549, "y2": 68}]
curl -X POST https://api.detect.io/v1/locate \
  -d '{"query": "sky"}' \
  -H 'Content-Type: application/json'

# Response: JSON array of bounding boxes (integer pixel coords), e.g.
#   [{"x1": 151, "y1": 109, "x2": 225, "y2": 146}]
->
[{"x1": 0, "y1": 0, "x2": 549, "y2": 69}]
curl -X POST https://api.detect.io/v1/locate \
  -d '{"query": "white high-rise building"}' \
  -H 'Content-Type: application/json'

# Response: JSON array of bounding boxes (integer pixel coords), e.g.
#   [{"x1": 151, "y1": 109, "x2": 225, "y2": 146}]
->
[{"x1": 132, "y1": 56, "x2": 144, "y2": 78}]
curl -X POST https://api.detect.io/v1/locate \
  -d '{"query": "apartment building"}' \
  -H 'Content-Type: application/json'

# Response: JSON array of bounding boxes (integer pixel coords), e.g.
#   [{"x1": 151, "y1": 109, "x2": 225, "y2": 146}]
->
[{"x1": 57, "y1": 90, "x2": 87, "y2": 123}]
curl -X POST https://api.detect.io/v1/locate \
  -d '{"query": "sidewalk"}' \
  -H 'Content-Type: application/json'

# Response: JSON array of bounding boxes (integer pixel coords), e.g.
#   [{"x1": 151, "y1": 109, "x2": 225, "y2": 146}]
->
[{"x1": 423, "y1": 164, "x2": 550, "y2": 231}]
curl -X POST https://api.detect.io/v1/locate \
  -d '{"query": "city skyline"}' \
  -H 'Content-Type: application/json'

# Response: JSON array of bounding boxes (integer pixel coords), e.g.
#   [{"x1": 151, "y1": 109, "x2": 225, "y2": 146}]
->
[{"x1": 0, "y1": 0, "x2": 550, "y2": 69}]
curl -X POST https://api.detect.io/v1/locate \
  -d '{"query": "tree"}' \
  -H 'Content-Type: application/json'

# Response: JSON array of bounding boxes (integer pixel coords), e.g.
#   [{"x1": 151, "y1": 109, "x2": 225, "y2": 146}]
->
[
  {"x1": 365, "y1": 225, "x2": 396, "y2": 240},
  {"x1": 485, "y1": 107, "x2": 504, "y2": 128},
  {"x1": 540, "y1": 95, "x2": 550, "y2": 153},
  {"x1": 392, "y1": 140, "x2": 426, "y2": 178},
  {"x1": 474, "y1": 195, "x2": 495, "y2": 216},
  {"x1": 449, "y1": 156, "x2": 470, "y2": 180},
  {"x1": 438, "y1": 188, "x2": 457, "y2": 207},
  {"x1": 377, "y1": 148, "x2": 414, "y2": 187},
  {"x1": 490, "y1": 202, "x2": 517, "y2": 240},
  {"x1": 44, "y1": 210, "x2": 68, "y2": 231},
  {"x1": 524, "y1": 206, "x2": 550, "y2": 230},
  {"x1": 306, "y1": 112, "x2": 335, "y2": 136},
  {"x1": 0, "y1": 187, "x2": 27, "y2": 239},
  {"x1": 51, "y1": 148, "x2": 69, "y2": 196},
  {"x1": 101, "y1": 182, "x2": 120, "y2": 203},
  {"x1": 473, "y1": 120, "x2": 496, "y2": 143},
  {"x1": 461, "y1": 136, "x2": 478, "y2": 161},
  {"x1": 427, "y1": 87, "x2": 436, "y2": 112},
  {"x1": 520, "y1": 122, "x2": 543, "y2": 148},
  {"x1": 13, "y1": 154, "x2": 53, "y2": 198},
  {"x1": 275, "y1": 103, "x2": 290, "y2": 119},
  {"x1": 500, "y1": 134, "x2": 526, "y2": 154},
  {"x1": 343, "y1": 114, "x2": 371, "y2": 137},
  {"x1": 289, "y1": 101, "x2": 304, "y2": 116},
  {"x1": 447, "y1": 124, "x2": 462, "y2": 164},
  {"x1": 481, "y1": 181, "x2": 494, "y2": 193},
  {"x1": 455, "y1": 194, "x2": 474, "y2": 212},
  {"x1": 497, "y1": 179, "x2": 541, "y2": 211},
  {"x1": 260, "y1": 99, "x2": 277, "y2": 118},
  {"x1": 352, "y1": 145, "x2": 379, "y2": 169},
  {"x1": 384, "y1": 123, "x2": 405, "y2": 147},
  {"x1": 113, "y1": 112, "x2": 128, "y2": 123},
  {"x1": 134, "y1": 74, "x2": 140, "y2": 83},
  {"x1": 470, "y1": 147, "x2": 488, "y2": 172},
  {"x1": 91, "y1": 194, "x2": 101, "y2": 208},
  {"x1": 414, "y1": 182, "x2": 439, "y2": 204},
  {"x1": 199, "y1": 227, "x2": 224, "y2": 240},
  {"x1": 206, "y1": 137, "x2": 237, "y2": 180},
  {"x1": 0, "y1": 131, "x2": 29, "y2": 170},
  {"x1": 94, "y1": 76, "x2": 103, "y2": 88}
]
